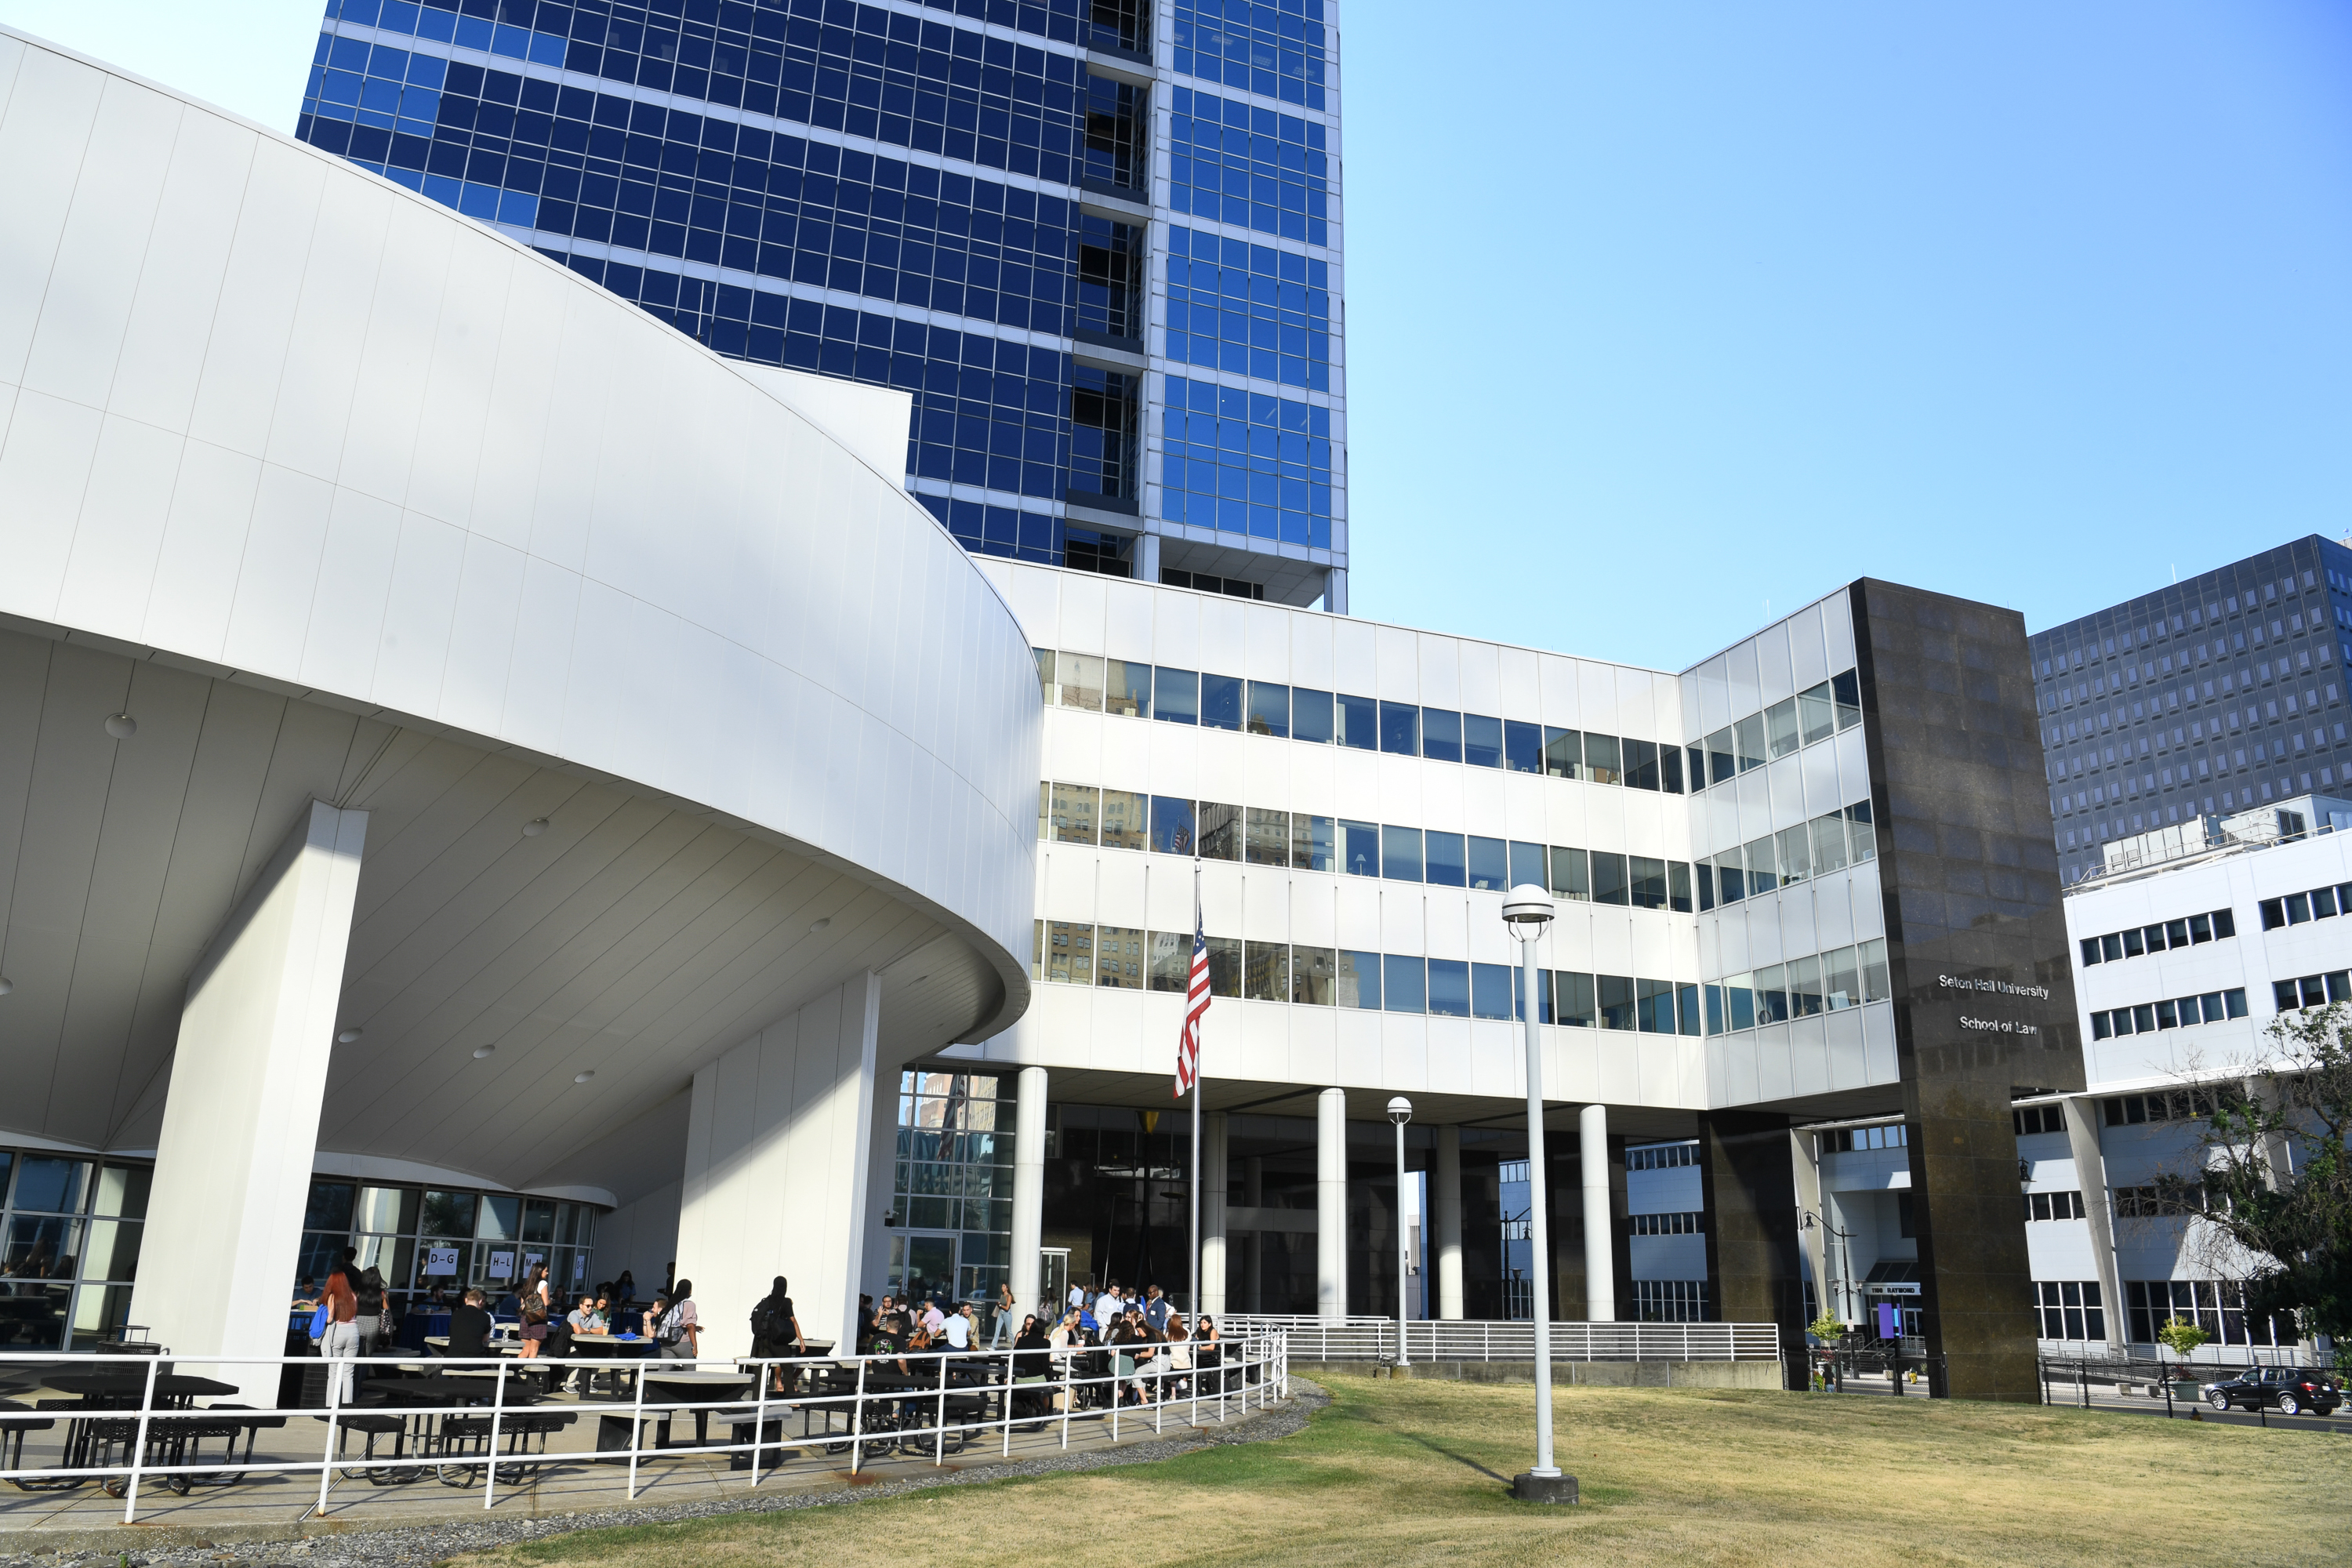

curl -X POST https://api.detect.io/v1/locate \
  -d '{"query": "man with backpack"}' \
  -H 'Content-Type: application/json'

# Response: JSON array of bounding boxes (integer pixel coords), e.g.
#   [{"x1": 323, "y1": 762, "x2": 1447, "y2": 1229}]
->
[{"x1": 750, "y1": 1276, "x2": 804, "y2": 1393}]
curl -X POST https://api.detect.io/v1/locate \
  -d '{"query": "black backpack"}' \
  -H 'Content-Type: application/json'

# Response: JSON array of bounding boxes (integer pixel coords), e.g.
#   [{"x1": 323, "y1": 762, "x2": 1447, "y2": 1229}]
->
[{"x1": 751, "y1": 1301, "x2": 782, "y2": 1343}]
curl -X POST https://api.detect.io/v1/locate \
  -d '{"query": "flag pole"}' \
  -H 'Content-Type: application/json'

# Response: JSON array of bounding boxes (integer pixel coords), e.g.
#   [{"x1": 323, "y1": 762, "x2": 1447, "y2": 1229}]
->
[{"x1": 1189, "y1": 854, "x2": 1202, "y2": 1321}]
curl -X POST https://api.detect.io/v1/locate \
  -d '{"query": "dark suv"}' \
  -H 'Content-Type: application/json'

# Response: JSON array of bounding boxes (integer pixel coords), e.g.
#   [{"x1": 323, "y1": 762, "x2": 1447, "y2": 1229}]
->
[{"x1": 2201, "y1": 1366, "x2": 2342, "y2": 1417}]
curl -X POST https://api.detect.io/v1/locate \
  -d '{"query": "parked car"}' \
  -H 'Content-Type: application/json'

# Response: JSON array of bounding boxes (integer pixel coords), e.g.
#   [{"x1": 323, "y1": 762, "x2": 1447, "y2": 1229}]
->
[{"x1": 2200, "y1": 1366, "x2": 2342, "y2": 1416}]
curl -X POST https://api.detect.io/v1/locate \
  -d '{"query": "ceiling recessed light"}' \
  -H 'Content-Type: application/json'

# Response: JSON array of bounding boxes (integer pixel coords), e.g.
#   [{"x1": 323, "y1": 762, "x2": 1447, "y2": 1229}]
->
[
  {"x1": 808, "y1": 917, "x2": 831, "y2": 933},
  {"x1": 335, "y1": 1028, "x2": 363, "y2": 1044},
  {"x1": 522, "y1": 818, "x2": 550, "y2": 837},
  {"x1": 104, "y1": 714, "x2": 137, "y2": 739},
  {"x1": 474, "y1": 1045, "x2": 496, "y2": 1059},
  {"x1": 573, "y1": 1070, "x2": 596, "y2": 1083}
]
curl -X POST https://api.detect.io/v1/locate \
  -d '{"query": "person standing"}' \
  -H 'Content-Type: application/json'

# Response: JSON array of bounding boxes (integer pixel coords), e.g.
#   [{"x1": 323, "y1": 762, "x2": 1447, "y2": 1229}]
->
[
  {"x1": 318, "y1": 1248, "x2": 363, "y2": 1403},
  {"x1": 1142, "y1": 1284, "x2": 1170, "y2": 1334},
  {"x1": 989, "y1": 1279, "x2": 1017, "y2": 1347},
  {"x1": 750, "y1": 1276, "x2": 804, "y2": 1393},
  {"x1": 658, "y1": 1279, "x2": 700, "y2": 1360}
]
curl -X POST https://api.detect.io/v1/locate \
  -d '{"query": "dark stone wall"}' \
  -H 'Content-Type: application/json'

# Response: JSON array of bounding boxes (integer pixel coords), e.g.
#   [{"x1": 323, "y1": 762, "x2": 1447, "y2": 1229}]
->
[
  {"x1": 1698, "y1": 1110, "x2": 1806, "y2": 1387},
  {"x1": 1849, "y1": 579, "x2": 2085, "y2": 1403}
]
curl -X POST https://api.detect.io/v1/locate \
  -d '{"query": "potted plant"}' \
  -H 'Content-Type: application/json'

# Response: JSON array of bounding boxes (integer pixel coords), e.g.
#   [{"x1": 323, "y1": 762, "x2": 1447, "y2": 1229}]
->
[{"x1": 2155, "y1": 1316, "x2": 2211, "y2": 1407}]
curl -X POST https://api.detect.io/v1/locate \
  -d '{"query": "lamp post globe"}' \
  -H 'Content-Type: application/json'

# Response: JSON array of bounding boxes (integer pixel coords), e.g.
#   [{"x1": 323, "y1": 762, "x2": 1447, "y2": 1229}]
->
[
  {"x1": 1504, "y1": 883, "x2": 1575, "y2": 1504},
  {"x1": 1388, "y1": 1096, "x2": 1412, "y2": 1364}
]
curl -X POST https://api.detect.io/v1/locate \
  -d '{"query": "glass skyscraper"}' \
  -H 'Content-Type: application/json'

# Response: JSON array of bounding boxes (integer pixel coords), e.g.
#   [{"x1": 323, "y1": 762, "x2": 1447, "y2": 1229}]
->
[
  {"x1": 293, "y1": 0, "x2": 1348, "y2": 608},
  {"x1": 2028, "y1": 534, "x2": 2352, "y2": 884}
]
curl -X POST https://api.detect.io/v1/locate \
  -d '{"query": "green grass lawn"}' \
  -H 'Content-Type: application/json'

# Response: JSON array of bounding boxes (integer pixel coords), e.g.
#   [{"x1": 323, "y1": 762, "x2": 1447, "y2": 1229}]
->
[{"x1": 450, "y1": 1374, "x2": 2350, "y2": 1567}]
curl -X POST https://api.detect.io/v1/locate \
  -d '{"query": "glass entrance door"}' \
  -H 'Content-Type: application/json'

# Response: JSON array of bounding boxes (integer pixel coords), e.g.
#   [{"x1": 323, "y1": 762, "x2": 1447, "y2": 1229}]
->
[
  {"x1": 1038, "y1": 1247, "x2": 1070, "y2": 1317},
  {"x1": 890, "y1": 1232, "x2": 958, "y2": 1305}
]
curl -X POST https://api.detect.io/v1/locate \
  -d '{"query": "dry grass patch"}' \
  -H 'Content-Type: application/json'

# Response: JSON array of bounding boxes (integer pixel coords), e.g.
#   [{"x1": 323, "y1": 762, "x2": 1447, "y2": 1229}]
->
[{"x1": 448, "y1": 1374, "x2": 2349, "y2": 1567}]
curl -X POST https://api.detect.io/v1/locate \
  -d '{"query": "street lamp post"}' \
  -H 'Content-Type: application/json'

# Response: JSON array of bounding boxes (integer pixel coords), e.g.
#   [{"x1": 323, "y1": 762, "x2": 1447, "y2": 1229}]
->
[
  {"x1": 1503, "y1": 884, "x2": 1576, "y2": 1504},
  {"x1": 1388, "y1": 1096, "x2": 1413, "y2": 1367}
]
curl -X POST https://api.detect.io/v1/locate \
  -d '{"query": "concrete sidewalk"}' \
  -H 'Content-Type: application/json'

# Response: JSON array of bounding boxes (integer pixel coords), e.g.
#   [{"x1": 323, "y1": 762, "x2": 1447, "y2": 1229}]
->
[{"x1": 0, "y1": 1378, "x2": 1290, "y2": 1556}]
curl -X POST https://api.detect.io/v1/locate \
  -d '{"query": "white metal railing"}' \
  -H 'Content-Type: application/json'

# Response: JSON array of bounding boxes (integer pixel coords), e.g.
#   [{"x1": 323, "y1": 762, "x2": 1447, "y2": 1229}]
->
[
  {"x1": 0, "y1": 1333, "x2": 1288, "y2": 1524},
  {"x1": 1224, "y1": 1316, "x2": 1782, "y2": 1363}
]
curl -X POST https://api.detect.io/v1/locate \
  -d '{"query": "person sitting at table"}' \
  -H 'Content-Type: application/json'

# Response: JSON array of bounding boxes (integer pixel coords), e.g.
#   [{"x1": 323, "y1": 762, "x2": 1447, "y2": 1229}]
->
[
  {"x1": 1011, "y1": 1314, "x2": 1051, "y2": 1418},
  {"x1": 940, "y1": 1299, "x2": 974, "y2": 1353},
  {"x1": 446, "y1": 1287, "x2": 495, "y2": 1361},
  {"x1": 564, "y1": 1291, "x2": 608, "y2": 1394}
]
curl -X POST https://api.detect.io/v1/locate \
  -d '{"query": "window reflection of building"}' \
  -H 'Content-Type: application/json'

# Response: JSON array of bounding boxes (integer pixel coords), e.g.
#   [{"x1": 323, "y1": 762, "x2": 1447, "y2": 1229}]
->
[
  {"x1": 297, "y1": 1180, "x2": 598, "y2": 1305},
  {"x1": 0, "y1": 1147, "x2": 150, "y2": 1350},
  {"x1": 889, "y1": 1072, "x2": 1013, "y2": 1305}
]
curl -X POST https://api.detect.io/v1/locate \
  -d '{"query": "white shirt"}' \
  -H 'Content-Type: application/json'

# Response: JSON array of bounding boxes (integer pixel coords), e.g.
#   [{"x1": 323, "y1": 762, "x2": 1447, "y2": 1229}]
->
[
  {"x1": 1096, "y1": 1291, "x2": 1124, "y2": 1322},
  {"x1": 943, "y1": 1312, "x2": 971, "y2": 1348}
]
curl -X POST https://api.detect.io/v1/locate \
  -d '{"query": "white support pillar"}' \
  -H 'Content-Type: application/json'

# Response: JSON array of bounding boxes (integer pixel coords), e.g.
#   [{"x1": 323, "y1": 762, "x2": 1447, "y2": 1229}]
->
[
  {"x1": 1435, "y1": 1124, "x2": 1464, "y2": 1319},
  {"x1": 1010, "y1": 1065, "x2": 1049, "y2": 1316},
  {"x1": 1200, "y1": 1111, "x2": 1229, "y2": 1318},
  {"x1": 132, "y1": 801, "x2": 368, "y2": 1395},
  {"x1": 1317, "y1": 1087, "x2": 1348, "y2": 1321},
  {"x1": 2063, "y1": 1094, "x2": 2128, "y2": 1353},
  {"x1": 1791, "y1": 1127, "x2": 1829, "y2": 1326},
  {"x1": 1135, "y1": 532, "x2": 1162, "y2": 585},
  {"x1": 676, "y1": 972, "x2": 884, "y2": 1357},
  {"x1": 1580, "y1": 1103, "x2": 1613, "y2": 1323}
]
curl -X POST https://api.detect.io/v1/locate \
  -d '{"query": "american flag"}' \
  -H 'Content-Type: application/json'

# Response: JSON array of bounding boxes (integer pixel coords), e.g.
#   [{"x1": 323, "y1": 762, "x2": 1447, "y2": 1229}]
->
[{"x1": 1175, "y1": 903, "x2": 1209, "y2": 1098}]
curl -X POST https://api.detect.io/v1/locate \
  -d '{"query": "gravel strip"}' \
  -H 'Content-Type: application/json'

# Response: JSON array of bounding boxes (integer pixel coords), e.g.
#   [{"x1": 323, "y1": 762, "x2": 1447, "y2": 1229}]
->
[{"x1": 0, "y1": 1383, "x2": 1326, "y2": 1568}]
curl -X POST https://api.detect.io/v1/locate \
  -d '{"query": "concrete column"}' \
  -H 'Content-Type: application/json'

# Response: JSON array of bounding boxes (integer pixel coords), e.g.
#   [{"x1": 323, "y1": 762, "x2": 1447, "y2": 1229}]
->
[
  {"x1": 132, "y1": 801, "x2": 367, "y2": 1394},
  {"x1": 1200, "y1": 1111, "x2": 1229, "y2": 1317},
  {"x1": 1325, "y1": 567, "x2": 1349, "y2": 615},
  {"x1": 1435, "y1": 1124, "x2": 1465, "y2": 1319},
  {"x1": 1135, "y1": 532, "x2": 1162, "y2": 585},
  {"x1": 1791, "y1": 1127, "x2": 1829, "y2": 1326},
  {"x1": 1580, "y1": 1104, "x2": 1613, "y2": 1322},
  {"x1": 1317, "y1": 1087, "x2": 1347, "y2": 1320},
  {"x1": 1010, "y1": 1065, "x2": 1048, "y2": 1316},
  {"x1": 675, "y1": 972, "x2": 884, "y2": 1356},
  {"x1": 2062, "y1": 1094, "x2": 2127, "y2": 1353}
]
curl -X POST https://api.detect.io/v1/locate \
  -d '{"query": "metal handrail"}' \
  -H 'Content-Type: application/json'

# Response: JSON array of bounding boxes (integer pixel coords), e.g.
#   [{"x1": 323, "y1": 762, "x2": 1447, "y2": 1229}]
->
[
  {"x1": 1220, "y1": 1316, "x2": 1781, "y2": 1363},
  {"x1": 0, "y1": 1331, "x2": 1289, "y2": 1523}
]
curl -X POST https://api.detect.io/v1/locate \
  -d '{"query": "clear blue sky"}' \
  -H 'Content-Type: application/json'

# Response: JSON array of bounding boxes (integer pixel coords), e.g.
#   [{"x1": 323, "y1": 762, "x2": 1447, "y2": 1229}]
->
[{"x1": 6, "y1": 2, "x2": 2347, "y2": 670}]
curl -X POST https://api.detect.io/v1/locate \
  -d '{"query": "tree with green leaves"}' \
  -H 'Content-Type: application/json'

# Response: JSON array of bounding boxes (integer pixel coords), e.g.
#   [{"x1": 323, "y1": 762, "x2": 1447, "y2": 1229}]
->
[{"x1": 2177, "y1": 1001, "x2": 2352, "y2": 1366}]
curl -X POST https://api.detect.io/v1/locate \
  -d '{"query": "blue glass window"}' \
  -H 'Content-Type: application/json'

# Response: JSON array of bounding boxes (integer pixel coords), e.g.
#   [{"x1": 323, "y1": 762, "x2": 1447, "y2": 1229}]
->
[
  {"x1": 1340, "y1": 819, "x2": 1379, "y2": 877},
  {"x1": 1381, "y1": 826, "x2": 1422, "y2": 882},
  {"x1": 1508, "y1": 841, "x2": 1548, "y2": 891},
  {"x1": 1247, "y1": 681, "x2": 1289, "y2": 739},
  {"x1": 1336, "y1": 692, "x2": 1376, "y2": 750},
  {"x1": 1463, "y1": 714, "x2": 1503, "y2": 769},
  {"x1": 1472, "y1": 964, "x2": 1514, "y2": 1022},
  {"x1": 1155, "y1": 668, "x2": 1200, "y2": 724},
  {"x1": 1466, "y1": 836, "x2": 1508, "y2": 891},
  {"x1": 1421, "y1": 708, "x2": 1461, "y2": 764},
  {"x1": 1383, "y1": 955, "x2": 1425, "y2": 1014},
  {"x1": 1165, "y1": 87, "x2": 1330, "y2": 245},
  {"x1": 1171, "y1": 2, "x2": 1330, "y2": 111},
  {"x1": 1377, "y1": 701, "x2": 1418, "y2": 757},
  {"x1": 1149, "y1": 797, "x2": 1197, "y2": 856},
  {"x1": 1201, "y1": 673, "x2": 1243, "y2": 731},
  {"x1": 1292, "y1": 688, "x2": 1334, "y2": 743},
  {"x1": 1427, "y1": 960, "x2": 1470, "y2": 1018},
  {"x1": 1503, "y1": 720, "x2": 1543, "y2": 775},
  {"x1": 1159, "y1": 371, "x2": 1335, "y2": 544},
  {"x1": 1424, "y1": 832, "x2": 1465, "y2": 888}
]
